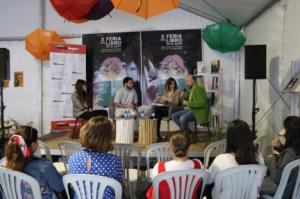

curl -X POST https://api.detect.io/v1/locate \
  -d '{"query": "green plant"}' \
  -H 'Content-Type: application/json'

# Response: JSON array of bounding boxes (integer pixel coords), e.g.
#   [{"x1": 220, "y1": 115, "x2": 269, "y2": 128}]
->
[{"x1": 204, "y1": 126, "x2": 226, "y2": 147}]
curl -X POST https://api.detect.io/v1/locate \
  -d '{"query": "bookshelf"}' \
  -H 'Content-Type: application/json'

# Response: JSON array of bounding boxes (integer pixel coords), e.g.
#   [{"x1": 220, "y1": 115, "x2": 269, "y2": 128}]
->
[
  {"x1": 194, "y1": 60, "x2": 223, "y2": 129},
  {"x1": 282, "y1": 72, "x2": 300, "y2": 93},
  {"x1": 282, "y1": 62, "x2": 300, "y2": 115}
]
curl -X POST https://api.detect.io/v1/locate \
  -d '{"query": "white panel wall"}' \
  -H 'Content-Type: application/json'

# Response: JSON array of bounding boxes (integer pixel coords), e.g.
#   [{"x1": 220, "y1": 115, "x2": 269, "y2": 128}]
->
[
  {"x1": 0, "y1": 1, "x2": 237, "y2": 135},
  {"x1": 242, "y1": 0, "x2": 300, "y2": 139},
  {"x1": 0, "y1": 0, "x2": 40, "y2": 38},
  {"x1": 242, "y1": 4, "x2": 285, "y2": 138},
  {"x1": 0, "y1": 41, "x2": 41, "y2": 132}
]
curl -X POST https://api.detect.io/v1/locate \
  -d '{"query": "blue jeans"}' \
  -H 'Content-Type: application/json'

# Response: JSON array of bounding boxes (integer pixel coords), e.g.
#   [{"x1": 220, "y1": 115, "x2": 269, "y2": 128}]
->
[{"x1": 171, "y1": 110, "x2": 195, "y2": 132}]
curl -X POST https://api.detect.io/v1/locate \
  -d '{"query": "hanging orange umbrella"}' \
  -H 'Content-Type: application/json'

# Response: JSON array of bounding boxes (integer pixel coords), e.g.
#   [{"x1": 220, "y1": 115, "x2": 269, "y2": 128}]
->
[
  {"x1": 25, "y1": 29, "x2": 65, "y2": 61},
  {"x1": 111, "y1": 0, "x2": 180, "y2": 19}
]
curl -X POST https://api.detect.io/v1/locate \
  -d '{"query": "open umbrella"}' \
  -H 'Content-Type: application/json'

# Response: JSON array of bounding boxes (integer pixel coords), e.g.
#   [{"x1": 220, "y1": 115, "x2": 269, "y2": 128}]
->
[
  {"x1": 84, "y1": 0, "x2": 114, "y2": 20},
  {"x1": 203, "y1": 22, "x2": 246, "y2": 53},
  {"x1": 25, "y1": 29, "x2": 65, "y2": 61},
  {"x1": 111, "y1": 0, "x2": 180, "y2": 19},
  {"x1": 50, "y1": 0, "x2": 98, "y2": 21},
  {"x1": 71, "y1": 18, "x2": 88, "y2": 24}
]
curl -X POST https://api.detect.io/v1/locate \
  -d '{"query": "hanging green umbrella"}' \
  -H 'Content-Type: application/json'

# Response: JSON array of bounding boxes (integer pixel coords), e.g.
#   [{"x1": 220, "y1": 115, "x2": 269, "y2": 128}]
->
[{"x1": 203, "y1": 22, "x2": 246, "y2": 53}]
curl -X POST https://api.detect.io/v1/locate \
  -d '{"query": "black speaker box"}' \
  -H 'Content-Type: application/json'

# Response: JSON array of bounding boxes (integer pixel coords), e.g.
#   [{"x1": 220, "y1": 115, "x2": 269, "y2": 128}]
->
[
  {"x1": 245, "y1": 45, "x2": 266, "y2": 79},
  {"x1": 0, "y1": 48, "x2": 10, "y2": 80}
]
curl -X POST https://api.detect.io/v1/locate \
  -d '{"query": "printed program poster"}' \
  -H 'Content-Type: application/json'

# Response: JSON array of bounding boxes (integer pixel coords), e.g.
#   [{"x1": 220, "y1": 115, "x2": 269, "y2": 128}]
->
[{"x1": 50, "y1": 43, "x2": 86, "y2": 131}]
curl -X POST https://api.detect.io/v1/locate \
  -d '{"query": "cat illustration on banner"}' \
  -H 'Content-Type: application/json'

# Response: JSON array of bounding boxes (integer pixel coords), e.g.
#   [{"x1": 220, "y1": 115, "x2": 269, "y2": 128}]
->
[
  {"x1": 159, "y1": 54, "x2": 187, "y2": 79},
  {"x1": 98, "y1": 57, "x2": 126, "y2": 80},
  {"x1": 93, "y1": 57, "x2": 140, "y2": 108}
]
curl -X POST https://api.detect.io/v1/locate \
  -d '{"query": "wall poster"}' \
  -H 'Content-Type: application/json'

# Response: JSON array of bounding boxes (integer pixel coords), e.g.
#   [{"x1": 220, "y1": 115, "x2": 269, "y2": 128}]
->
[
  {"x1": 50, "y1": 43, "x2": 86, "y2": 131},
  {"x1": 83, "y1": 29, "x2": 202, "y2": 107}
]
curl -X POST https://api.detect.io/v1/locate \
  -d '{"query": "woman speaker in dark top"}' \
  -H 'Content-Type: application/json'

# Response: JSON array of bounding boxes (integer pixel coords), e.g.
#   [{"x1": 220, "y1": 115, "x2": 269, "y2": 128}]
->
[{"x1": 71, "y1": 79, "x2": 108, "y2": 120}]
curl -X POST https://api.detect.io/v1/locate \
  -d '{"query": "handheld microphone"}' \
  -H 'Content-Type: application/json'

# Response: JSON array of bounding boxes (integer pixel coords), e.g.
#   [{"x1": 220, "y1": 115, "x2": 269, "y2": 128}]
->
[{"x1": 181, "y1": 89, "x2": 187, "y2": 98}]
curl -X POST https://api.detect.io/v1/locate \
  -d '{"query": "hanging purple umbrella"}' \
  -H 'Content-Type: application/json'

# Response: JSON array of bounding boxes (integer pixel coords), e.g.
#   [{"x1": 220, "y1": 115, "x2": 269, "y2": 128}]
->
[{"x1": 84, "y1": 0, "x2": 114, "y2": 20}]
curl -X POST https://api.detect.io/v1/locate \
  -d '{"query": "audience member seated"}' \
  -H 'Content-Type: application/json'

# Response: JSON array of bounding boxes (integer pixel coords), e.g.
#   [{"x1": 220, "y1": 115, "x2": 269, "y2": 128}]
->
[
  {"x1": 152, "y1": 77, "x2": 181, "y2": 141},
  {"x1": 4, "y1": 126, "x2": 66, "y2": 199},
  {"x1": 114, "y1": 77, "x2": 138, "y2": 118},
  {"x1": 271, "y1": 116, "x2": 298, "y2": 153},
  {"x1": 146, "y1": 133, "x2": 203, "y2": 199},
  {"x1": 206, "y1": 120, "x2": 265, "y2": 199},
  {"x1": 68, "y1": 116, "x2": 124, "y2": 198},
  {"x1": 260, "y1": 116, "x2": 300, "y2": 199},
  {"x1": 71, "y1": 79, "x2": 108, "y2": 120}
]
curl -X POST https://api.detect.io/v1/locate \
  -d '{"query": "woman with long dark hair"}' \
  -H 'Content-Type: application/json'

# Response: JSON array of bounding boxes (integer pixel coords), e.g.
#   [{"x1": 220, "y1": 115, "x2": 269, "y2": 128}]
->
[
  {"x1": 71, "y1": 79, "x2": 107, "y2": 120},
  {"x1": 206, "y1": 120, "x2": 264, "y2": 199},
  {"x1": 4, "y1": 126, "x2": 66, "y2": 199},
  {"x1": 260, "y1": 116, "x2": 300, "y2": 199},
  {"x1": 152, "y1": 77, "x2": 181, "y2": 141},
  {"x1": 72, "y1": 79, "x2": 89, "y2": 118},
  {"x1": 271, "y1": 116, "x2": 298, "y2": 153}
]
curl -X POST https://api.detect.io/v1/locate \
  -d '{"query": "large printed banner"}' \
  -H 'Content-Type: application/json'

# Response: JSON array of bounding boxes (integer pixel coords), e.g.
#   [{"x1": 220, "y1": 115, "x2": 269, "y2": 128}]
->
[
  {"x1": 84, "y1": 29, "x2": 201, "y2": 107},
  {"x1": 142, "y1": 30, "x2": 202, "y2": 105},
  {"x1": 50, "y1": 43, "x2": 86, "y2": 130},
  {"x1": 83, "y1": 32, "x2": 141, "y2": 108}
]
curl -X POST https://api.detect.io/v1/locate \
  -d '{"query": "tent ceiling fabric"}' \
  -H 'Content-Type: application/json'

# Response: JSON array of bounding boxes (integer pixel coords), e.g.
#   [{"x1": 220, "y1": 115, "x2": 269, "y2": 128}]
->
[{"x1": 180, "y1": 0, "x2": 279, "y2": 27}]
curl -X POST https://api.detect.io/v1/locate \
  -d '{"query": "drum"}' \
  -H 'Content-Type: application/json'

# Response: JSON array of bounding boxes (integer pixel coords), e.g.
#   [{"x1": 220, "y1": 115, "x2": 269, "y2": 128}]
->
[
  {"x1": 138, "y1": 119, "x2": 157, "y2": 145},
  {"x1": 116, "y1": 118, "x2": 135, "y2": 144}
]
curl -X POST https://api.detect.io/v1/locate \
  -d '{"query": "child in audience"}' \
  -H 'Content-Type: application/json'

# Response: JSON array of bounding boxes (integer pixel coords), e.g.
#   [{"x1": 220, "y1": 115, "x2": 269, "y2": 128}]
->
[
  {"x1": 260, "y1": 116, "x2": 300, "y2": 199},
  {"x1": 147, "y1": 133, "x2": 202, "y2": 199},
  {"x1": 4, "y1": 126, "x2": 65, "y2": 199},
  {"x1": 68, "y1": 116, "x2": 124, "y2": 199},
  {"x1": 206, "y1": 119, "x2": 265, "y2": 199}
]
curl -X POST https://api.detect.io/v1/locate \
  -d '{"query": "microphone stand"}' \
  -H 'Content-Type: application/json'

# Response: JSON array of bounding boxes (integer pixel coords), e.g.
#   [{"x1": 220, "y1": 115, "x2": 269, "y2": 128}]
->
[
  {"x1": 252, "y1": 79, "x2": 259, "y2": 139},
  {"x1": 0, "y1": 80, "x2": 6, "y2": 152}
]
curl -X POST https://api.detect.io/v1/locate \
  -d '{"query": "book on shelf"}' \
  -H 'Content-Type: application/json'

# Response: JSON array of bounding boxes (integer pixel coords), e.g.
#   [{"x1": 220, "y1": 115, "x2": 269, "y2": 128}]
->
[
  {"x1": 209, "y1": 77, "x2": 219, "y2": 91},
  {"x1": 194, "y1": 60, "x2": 221, "y2": 76},
  {"x1": 196, "y1": 61, "x2": 208, "y2": 74},
  {"x1": 283, "y1": 72, "x2": 300, "y2": 92},
  {"x1": 207, "y1": 92, "x2": 219, "y2": 106},
  {"x1": 194, "y1": 60, "x2": 222, "y2": 108},
  {"x1": 211, "y1": 60, "x2": 220, "y2": 73},
  {"x1": 215, "y1": 76, "x2": 219, "y2": 90}
]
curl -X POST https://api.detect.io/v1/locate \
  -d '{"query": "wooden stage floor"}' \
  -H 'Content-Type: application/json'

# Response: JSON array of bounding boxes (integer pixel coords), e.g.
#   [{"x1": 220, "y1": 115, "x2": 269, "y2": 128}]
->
[{"x1": 40, "y1": 130, "x2": 211, "y2": 157}]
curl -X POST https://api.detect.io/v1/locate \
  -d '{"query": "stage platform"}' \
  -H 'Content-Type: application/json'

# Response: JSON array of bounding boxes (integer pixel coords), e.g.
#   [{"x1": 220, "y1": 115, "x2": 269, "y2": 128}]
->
[{"x1": 40, "y1": 130, "x2": 212, "y2": 158}]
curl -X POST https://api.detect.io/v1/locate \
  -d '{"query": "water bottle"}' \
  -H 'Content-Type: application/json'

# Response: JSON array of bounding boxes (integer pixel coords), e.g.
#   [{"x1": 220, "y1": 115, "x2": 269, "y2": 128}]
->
[
  {"x1": 124, "y1": 109, "x2": 128, "y2": 119},
  {"x1": 126, "y1": 110, "x2": 130, "y2": 119},
  {"x1": 141, "y1": 110, "x2": 144, "y2": 119},
  {"x1": 151, "y1": 112, "x2": 155, "y2": 119}
]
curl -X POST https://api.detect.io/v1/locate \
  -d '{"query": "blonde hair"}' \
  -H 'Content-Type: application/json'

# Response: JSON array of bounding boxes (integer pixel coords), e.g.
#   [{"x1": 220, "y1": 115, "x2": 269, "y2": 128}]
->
[
  {"x1": 79, "y1": 116, "x2": 113, "y2": 152},
  {"x1": 169, "y1": 133, "x2": 191, "y2": 158}
]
